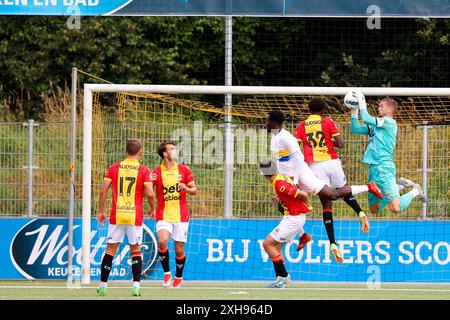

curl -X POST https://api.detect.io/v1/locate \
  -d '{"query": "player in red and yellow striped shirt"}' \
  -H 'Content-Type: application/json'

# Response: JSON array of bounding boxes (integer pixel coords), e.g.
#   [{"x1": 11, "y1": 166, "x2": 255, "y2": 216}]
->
[
  {"x1": 260, "y1": 158, "x2": 312, "y2": 288},
  {"x1": 295, "y1": 98, "x2": 370, "y2": 263},
  {"x1": 295, "y1": 112, "x2": 341, "y2": 163},
  {"x1": 96, "y1": 139, "x2": 155, "y2": 297},
  {"x1": 151, "y1": 141, "x2": 198, "y2": 288}
]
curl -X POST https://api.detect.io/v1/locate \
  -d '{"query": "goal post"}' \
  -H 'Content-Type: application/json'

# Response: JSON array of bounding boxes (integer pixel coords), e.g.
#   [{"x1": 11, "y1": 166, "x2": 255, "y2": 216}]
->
[
  {"x1": 81, "y1": 84, "x2": 450, "y2": 285},
  {"x1": 82, "y1": 88, "x2": 93, "y2": 285}
]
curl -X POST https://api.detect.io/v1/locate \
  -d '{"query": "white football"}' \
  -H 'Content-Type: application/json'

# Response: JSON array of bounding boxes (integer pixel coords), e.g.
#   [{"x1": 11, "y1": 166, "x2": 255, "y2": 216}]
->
[{"x1": 344, "y1": 90, "x2": 359, "y2": 109}]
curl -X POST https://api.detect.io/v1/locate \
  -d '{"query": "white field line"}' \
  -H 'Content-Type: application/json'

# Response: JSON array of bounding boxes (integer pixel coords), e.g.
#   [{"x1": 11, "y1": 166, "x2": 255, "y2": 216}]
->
[{"x1": 0, "y1": 285, "x2": 450, "y2": 292}]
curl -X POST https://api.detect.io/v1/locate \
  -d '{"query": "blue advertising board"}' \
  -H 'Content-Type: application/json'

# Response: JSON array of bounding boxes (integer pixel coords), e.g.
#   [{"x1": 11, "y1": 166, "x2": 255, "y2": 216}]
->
[
  {"x1": 1, "y1": 218, "x2": 449, "y2": 282},
  {"x1": 1, "y1": 1, "x2": 450, "y2": 17}
]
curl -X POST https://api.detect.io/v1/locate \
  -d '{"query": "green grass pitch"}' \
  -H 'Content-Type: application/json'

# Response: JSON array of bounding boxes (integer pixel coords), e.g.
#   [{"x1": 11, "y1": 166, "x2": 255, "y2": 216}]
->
[{"x1": 0, "y1": 281, "x2": 449, "y2": 300}]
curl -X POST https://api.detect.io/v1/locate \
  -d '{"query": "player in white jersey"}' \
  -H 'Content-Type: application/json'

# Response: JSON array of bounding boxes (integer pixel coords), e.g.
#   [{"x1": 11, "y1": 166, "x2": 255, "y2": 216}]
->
[{"x1": 267, "y1": 110, "x2": 383, "y2": 262}]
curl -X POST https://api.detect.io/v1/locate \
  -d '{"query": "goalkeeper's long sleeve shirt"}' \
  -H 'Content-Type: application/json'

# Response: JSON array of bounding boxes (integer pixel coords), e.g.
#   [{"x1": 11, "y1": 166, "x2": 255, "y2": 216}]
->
[{"x1": 351, "y1": 110, "x2": 398, "y2": 165}]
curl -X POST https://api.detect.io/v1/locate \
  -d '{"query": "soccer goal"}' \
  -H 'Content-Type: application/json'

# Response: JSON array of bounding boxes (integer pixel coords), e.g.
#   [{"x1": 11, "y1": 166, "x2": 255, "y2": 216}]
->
[{"x1": 81, "y1": 84, "x2": 450, "y2": 285}]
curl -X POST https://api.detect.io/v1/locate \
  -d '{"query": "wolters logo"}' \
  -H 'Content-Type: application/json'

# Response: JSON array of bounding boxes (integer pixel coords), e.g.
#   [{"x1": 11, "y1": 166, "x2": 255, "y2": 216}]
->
[
  {"x1": 10, "y1": 219, "x2": 158, "y2": 280},
  {"x1": 10, "y1": 219, "x2": 79, "y2": 279}
]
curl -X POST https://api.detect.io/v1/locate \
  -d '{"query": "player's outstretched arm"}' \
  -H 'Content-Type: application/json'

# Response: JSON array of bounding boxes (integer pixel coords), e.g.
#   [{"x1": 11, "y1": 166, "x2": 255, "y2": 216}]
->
[
  {"x1": 350, "y1": 115, "x2": 369, "y2": 134},
  {"x1": 356, "y1": 91, "x2": 381, "y2": 127},
  {"x1": 360, "y1": 108, "x2": 379, "y2": 127},
  {"x1": 358, "y1": 92, "x2": 394, "y2": 129},
  {"x1": 350, "y1": 91, "x2": 369, "y2": 134}
]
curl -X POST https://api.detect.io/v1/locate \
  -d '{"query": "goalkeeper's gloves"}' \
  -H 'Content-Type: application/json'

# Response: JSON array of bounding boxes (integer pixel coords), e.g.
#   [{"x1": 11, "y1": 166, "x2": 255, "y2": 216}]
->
[{"x1": 355, "y1": 90, "x2": 367, "y2": 110}]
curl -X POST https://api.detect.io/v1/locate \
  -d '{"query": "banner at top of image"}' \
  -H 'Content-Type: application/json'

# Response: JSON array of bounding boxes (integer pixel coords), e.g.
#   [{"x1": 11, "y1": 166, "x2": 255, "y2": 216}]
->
[{"x1": 1, "y1": 1, "x2": 450, "y2": 17}]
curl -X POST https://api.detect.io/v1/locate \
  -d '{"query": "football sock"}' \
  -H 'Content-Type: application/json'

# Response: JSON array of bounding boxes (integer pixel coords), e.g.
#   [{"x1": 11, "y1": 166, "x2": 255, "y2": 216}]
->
[
  {"x1": 175, "y1": 255, "x2": 186, "y2": 278},
  {"x1": 351, "y1": 185, "x2": 369, "y2": 195},
  {"x1": 271, "y1": 255, "x2": 288, "y2": 278},
  {"x1": 343, "y1": 195, "x2": 363, "y2": 216},
  {"x1": 323, "y1": 210, "x2": 336, "y2": 244},
  {"x1": 100, "y1": 253, "x2": 114, "y2": 283},
  {"x1": 131, "y1": 252, "x2": 142, "y2": 282},
  {"x1": 158, "y1": 248, "x2": 170, "y2": 272},
  {"x1": 400, "y1": 192, "x2": 415, "y2": 211},
  {"x1": 378, "y1": 191, "x2": 416, "y2": 213}
]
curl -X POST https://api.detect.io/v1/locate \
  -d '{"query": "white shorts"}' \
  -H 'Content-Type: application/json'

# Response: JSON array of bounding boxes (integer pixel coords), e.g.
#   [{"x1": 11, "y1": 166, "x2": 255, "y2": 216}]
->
[
  {"x1": 308, "y1": 158, "x2": 347, "y2": 189},
  {"x1": 296, "y1": 164, "x2": 326, "y2": 195},
  {"x1": 156, "y1": 221, "x2": 189, "y2": 243},
  {"x1": 270, "y1": 215, "x2": 306, "y2": 243},
  {"x1": 107, "y1": 224, "x2": 143, "y2": 245}
]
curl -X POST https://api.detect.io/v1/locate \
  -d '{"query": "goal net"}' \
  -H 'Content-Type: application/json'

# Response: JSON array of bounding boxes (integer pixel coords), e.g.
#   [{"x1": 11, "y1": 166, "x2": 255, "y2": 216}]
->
[{"x1": 82, "y1": 85, "x2": 450, "y2": 285}]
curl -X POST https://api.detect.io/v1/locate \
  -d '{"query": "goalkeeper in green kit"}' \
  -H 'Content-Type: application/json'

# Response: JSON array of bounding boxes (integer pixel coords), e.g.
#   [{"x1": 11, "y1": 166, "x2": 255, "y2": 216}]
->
[{"x1": 349, "y1": 91, "x2": 427, "y2": 214}]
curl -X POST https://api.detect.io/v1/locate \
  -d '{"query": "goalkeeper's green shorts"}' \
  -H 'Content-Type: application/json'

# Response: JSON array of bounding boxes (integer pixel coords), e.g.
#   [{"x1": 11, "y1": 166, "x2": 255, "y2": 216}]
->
[{"x1": 368, "y1": 162, "x2": 400, "y2": 206}]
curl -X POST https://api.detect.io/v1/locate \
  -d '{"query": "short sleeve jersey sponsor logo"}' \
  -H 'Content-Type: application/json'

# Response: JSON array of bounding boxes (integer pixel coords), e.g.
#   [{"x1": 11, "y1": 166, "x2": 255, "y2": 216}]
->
[{"x1": 152, "y1": 163, "x2": 195, "y2": 223}]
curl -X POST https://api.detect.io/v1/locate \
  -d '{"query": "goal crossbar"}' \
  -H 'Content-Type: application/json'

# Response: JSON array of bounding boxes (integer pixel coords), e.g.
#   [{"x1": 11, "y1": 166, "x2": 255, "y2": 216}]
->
[{"x1": 84, "y1": 84, "x2": 450, "y2": 96}]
